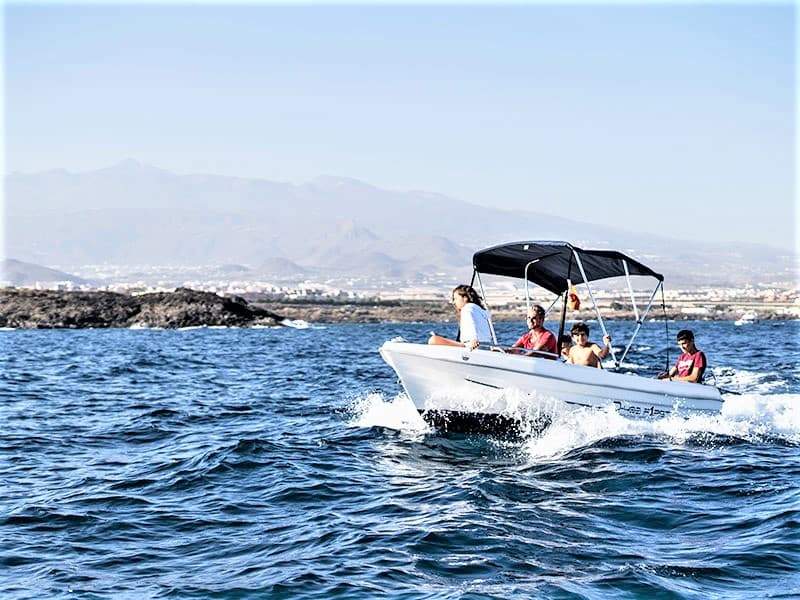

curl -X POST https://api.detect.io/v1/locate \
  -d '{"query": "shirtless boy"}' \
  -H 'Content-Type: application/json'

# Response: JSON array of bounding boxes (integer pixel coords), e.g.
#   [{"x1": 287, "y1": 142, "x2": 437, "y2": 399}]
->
[{"x1": 566, "y1": 322, "x2": 612, "y2": 368}]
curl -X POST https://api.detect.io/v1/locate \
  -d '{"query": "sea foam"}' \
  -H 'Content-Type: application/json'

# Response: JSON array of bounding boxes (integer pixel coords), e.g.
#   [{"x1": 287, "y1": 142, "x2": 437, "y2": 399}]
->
[
  {"x1": 348, "y1": 392, "x2": 431, "y2": 434},
  {"x1": 523, "y1": 392, "x2": 800, "y2": 460},
  {"x1": 348, "y1": 390, "x2": 800, "y2": 460}
]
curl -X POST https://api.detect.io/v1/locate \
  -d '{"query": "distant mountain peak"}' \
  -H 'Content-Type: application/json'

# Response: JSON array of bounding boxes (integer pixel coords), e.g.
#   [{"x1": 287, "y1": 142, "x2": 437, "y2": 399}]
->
[
  {"x1": 96, "y1": 158, "x2": 167, "y2": 176},
  {"x1": 334, "y1": 219, "x2": 379, "y2": 241},
  {"x1": 1, "y1": 258, "x2": 88, "y2": 286},
  {"x1": 116, "y1": 158, "x2": 143, "y2": 168},
  {"x1": 308, "y1": 175, "x2": 378, "y2": 191},
  {"x1": 257, "y1": 256, "x2": 309, "y2": 276}
]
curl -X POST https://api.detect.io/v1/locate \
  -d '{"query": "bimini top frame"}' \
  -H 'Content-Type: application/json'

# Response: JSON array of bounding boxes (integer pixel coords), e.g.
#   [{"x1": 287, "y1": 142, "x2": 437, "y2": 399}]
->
[{"x1": 471, "y1": 241, "x2": 665, "y2": 369}]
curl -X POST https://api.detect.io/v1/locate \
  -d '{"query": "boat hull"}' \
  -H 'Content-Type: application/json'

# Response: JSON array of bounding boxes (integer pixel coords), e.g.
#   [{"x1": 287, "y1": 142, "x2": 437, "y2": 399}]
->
[{"x1": 380, "y1": 341, "x2": 723, "y2": 425}]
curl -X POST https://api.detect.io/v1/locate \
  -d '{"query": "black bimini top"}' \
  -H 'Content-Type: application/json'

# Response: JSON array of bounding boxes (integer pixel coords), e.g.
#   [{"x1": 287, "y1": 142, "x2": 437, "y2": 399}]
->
[{"x1": 473, "y1": 241, "x2": 663, "y2": 295}]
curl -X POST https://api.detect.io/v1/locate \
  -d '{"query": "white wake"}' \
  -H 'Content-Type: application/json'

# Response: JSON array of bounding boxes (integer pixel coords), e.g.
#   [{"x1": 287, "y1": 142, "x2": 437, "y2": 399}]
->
[
  {"x1": 348, "y1": 390, "x2": 800, "y2": 459},
  {"x1": 524, "y1": 393, "x2": 800, "y2": 459}
]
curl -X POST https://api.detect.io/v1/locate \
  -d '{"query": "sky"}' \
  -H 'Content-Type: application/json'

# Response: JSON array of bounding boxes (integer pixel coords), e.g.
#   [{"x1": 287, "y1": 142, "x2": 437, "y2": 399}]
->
[{"x1": 4, "y1": 2, "x2": 797, "y2": 251}]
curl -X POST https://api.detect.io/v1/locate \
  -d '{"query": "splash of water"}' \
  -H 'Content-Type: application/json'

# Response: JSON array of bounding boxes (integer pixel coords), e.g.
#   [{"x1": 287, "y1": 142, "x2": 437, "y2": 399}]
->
[
  {"x1": 523, "y1": 393, "x2": 800, "y2": 460},
  {"x1": 281, "y1": 318, "x2": 313, "y2": 329},
  {"x1": 348, "y1": 392, "x2": 432, "y2": 434},
  {"x1": 348, "y1": 389, "x2": 800, "y2": 460}
]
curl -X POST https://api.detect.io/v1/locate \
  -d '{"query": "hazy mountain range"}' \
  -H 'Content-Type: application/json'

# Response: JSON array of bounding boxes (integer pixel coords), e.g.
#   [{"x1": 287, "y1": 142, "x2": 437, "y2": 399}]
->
[{"x1": 5, "y1": 159, "x2": 795, "y2": 286}]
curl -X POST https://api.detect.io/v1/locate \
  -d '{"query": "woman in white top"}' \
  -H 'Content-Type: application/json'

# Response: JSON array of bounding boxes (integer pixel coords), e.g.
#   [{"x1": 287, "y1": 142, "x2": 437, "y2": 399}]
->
[{"x1": 428, "y1": 284, "x2": 494, "y2": 350}]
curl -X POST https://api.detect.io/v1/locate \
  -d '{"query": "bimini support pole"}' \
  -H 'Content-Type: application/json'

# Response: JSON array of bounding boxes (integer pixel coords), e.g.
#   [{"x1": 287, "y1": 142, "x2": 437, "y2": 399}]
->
[
  {"x1": 556, "y1": 256, "x2": 574, "y2": 357},
  {"x1": 618, "y1": 280, "x2": 662, "y2": 366},
  {"x1": 556, "y1": 288, "x2": 568, "y2": 356},
  {"x1": 544, "y1": 294, "x2": 560, "y2": 316},
  {"x1": 572, "y1": 249, "x2": 619, "y2": 367},
  {"x1": 474, "y1": 270, "x2": 498, "y2": 345},
  {"x1": 622, "y1": 259, "x2": 640, "y2": 323},
  {"x1": 523, "y1": 259, "x2": 540, "y2": 312}
]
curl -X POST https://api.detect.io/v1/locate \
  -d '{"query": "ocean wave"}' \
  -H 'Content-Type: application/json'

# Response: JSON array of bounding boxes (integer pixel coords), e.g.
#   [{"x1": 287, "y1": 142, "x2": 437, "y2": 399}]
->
[
  {"x1": 281, "y1": 319, "x2": 311, "y2": 329},
  {"x1": 710, "y1": 366, "x2": 787, "y2": 394},
  {"x1": 347, "y1": 392, "x2": 432, "y2": 435},
  {"x1": 522, "y1": 393, "x2": 800, "y2": 460}
]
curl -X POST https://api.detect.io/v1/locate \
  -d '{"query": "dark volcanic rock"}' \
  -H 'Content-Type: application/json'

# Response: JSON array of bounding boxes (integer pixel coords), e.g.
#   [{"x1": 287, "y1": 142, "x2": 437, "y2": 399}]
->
[
  {"x1": 0, "y1": 288, "x2": 287, "y2": 329},
  {"x1": 133, "y1": 288, "x2": 283, "y2": 328},
  {"x1": 0, "y1": 289, "x2": 140, "y2": 328}
]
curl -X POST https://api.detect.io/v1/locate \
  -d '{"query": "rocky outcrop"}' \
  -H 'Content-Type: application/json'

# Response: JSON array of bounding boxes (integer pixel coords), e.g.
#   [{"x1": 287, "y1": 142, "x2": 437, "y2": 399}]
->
[{"x1": 0, "y1": 288, "x2": 287, "y2": 329}]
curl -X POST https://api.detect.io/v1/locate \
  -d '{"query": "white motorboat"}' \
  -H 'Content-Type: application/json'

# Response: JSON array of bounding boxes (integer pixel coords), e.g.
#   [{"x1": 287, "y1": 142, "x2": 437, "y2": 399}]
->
[{"x1": 379, "y1": 241, "x2": 723, "y2": 432}]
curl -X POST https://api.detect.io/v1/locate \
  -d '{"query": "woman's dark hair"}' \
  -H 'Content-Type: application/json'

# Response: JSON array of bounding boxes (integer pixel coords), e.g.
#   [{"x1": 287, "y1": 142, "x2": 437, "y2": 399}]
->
[
  {"x1": 570, "y1": 322, "x2": 589, "y2": 336},
  {"x1": 451, "y1": 284, "x2": 486, "y2": 309},
  {"x1": 676, "y1": 329, "x2": 694, "y2": 342}
]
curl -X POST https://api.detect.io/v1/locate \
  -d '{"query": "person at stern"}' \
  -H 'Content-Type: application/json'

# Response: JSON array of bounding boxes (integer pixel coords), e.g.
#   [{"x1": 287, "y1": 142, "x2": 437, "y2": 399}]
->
[
  {"x1": 657, "y1": 329, "x2": 706, "y2": 383},
  {"x1": 428, "y1": 285, "x2": 494, "y2": 350}
]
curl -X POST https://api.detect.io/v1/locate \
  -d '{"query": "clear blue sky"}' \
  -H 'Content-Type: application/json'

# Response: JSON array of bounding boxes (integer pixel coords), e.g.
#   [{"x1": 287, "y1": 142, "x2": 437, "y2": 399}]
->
[{"x1": 5, "y1": 3, "x2": 796, "y2": 250}]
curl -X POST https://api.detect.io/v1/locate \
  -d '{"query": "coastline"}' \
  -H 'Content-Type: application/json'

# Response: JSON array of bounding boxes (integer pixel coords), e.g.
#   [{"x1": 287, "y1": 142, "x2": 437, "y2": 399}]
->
[
  {"x1": 3, "y1": 288, "x2": 793, "y2": 329},
  {"x1": 262, "y1": 300, "x2": 797, "y2": 324}
]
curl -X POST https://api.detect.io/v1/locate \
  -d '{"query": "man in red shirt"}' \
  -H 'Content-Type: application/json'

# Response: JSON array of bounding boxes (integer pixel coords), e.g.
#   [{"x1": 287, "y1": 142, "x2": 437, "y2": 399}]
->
[
  {"x1": 511, "y1": 305, "x2": 558, "y2": 359},
  {"x1": 658, "y1": 329, "x2": 707, "y2": 383}
]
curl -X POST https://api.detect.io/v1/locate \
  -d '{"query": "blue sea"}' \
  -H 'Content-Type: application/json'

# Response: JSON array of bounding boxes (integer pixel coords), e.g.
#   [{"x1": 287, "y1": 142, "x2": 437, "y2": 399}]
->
[{"x1": 2, "y1": 320, "x2": 799, "y2": 599}]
